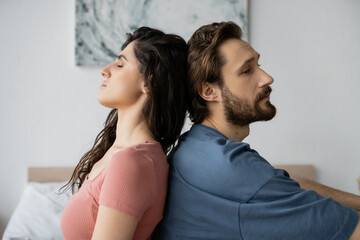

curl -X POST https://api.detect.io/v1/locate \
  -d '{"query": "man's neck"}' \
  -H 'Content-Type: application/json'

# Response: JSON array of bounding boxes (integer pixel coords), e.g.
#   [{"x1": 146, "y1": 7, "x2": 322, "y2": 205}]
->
[{"x1": 201, "y1": 118, "x2": 250, "y2": 142}]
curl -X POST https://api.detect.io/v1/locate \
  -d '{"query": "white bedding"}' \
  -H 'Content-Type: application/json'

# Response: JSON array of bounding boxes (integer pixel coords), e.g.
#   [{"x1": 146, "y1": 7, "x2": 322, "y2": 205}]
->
[{"x1": 3, "y1": 182, "x2": 71, "y2": 240}]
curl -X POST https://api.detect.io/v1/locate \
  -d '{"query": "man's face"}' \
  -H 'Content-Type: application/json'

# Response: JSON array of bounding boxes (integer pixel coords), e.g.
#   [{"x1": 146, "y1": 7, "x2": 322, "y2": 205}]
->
[{"x1": 219, "y1": 39, "x2": 276, "y2": 126}]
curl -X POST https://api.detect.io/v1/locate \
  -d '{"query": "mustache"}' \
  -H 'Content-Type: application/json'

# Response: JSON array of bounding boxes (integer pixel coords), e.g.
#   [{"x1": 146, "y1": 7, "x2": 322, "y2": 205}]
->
[{"x1": 256, "y1": 86, "x2": 272, "y2": 102}]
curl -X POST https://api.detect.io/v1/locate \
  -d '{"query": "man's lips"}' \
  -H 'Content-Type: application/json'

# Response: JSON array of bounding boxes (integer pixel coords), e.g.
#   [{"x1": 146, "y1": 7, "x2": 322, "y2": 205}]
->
[
  {"x1": 261, "y1": 94, "x2": 270, "y2": 100},
  {"x1": 257, "y1": 86, "x2": 272, "y2": 102}
]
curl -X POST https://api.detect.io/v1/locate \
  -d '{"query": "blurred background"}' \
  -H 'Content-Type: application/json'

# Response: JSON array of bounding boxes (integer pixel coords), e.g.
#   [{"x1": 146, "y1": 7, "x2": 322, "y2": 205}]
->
[{"x1": 0, "y1": 0, "x2": 359, "y2": 236}]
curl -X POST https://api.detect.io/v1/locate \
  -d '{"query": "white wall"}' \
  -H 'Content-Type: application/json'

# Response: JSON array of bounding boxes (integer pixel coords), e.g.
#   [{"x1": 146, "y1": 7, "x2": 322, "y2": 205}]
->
[
  {"x1": 246, "y1": 0, "x2": 360, "y2": 196},
  {"x1": 0, "y1": 0, "x2": 359, "y2": 236},
  {"x1": 0, "y1": 0, "x2": 108, "y2": 235}
]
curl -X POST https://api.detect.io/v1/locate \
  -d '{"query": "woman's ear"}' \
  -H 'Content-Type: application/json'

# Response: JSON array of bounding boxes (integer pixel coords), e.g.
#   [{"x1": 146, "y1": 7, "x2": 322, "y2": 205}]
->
[
  {"x1": 140, "y1": 75, "x2": 152, "y2": 94},
  {"x1": 199, "y1": 82, "x2": 220, "y2": 102},
  {"x1": 140, "y1": 83, "x2": 149, "y2": 94}
]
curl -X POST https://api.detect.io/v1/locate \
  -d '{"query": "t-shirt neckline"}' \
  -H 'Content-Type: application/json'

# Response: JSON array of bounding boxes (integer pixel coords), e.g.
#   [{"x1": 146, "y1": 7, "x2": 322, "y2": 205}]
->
[{"x1": 85, "y1": 140, "x2": 160, "y2": 182}]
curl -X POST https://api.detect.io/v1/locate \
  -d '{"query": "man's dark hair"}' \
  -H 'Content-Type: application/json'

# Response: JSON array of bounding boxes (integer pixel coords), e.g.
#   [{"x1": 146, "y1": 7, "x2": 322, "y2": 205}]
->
[{"x1": 187, "y1": 21, "x2": 242, "y2": 123}]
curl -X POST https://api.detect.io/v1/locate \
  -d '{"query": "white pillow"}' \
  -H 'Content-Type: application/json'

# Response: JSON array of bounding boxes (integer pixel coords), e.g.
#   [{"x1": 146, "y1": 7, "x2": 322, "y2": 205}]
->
[{"x1": 3, "y1": 181, "x2": 72, "y2": 240}]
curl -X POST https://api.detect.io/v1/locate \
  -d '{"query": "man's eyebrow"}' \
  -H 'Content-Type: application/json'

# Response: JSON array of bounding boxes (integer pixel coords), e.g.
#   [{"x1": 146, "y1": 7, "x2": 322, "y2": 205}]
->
[
  {"x1": 235, "y1": 53, "x2": 260, "y2": 73},
  {"x1": 117, "y1": 54, "x2": 128, "y2": 61},
  {"x1": 241, "y1": 53, "x2": 260, "y2": 67},
  {"x1": 235, "y1": 53, "x2": 260, "y2": 74}
]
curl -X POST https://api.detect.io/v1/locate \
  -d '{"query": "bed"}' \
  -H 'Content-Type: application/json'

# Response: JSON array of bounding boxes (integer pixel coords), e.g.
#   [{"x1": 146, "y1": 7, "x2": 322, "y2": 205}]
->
[
  {"x1": 2, "y1": 165, "x2": 315, "y2": 240},
  {"x1": 2, "y1": 167, "x2": 74, "y2": 240}
]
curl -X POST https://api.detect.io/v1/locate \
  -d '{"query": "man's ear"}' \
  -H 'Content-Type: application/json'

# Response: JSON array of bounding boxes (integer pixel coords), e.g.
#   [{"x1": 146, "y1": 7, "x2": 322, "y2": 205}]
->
[{"x1": 199, "y1": 82, "x2": 220, "y2": 102}]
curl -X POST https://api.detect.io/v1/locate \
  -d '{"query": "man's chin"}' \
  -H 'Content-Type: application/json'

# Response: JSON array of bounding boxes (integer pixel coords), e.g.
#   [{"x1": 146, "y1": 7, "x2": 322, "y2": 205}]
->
[{"x1": 257, "y1": 102, "x2": 277, "y2": 121}]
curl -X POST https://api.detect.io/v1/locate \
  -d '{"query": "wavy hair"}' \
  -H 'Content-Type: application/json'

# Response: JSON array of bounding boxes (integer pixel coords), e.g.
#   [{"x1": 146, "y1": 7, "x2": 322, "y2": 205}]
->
[{"x1": 62, "y1": 27, "x2": 188, "y2": 193}]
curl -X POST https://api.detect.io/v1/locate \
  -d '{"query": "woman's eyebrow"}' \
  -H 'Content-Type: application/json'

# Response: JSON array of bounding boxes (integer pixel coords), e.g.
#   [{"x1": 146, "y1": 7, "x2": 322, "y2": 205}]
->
[{"x1": 117, "y1": 54, "x2": 128, "y2": 61}]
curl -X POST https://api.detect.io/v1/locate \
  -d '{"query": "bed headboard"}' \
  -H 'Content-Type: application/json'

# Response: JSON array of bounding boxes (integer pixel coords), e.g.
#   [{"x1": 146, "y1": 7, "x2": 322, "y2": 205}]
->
[
  {"x1": 28, "y1": 167, "x2": 74, "y2": 182},
  {"x1": 27, "y1": 165, "x2": 315, "y2": 182},
  {"x1": 274, "y1": 164, "x2": 315, "y2": 181}
]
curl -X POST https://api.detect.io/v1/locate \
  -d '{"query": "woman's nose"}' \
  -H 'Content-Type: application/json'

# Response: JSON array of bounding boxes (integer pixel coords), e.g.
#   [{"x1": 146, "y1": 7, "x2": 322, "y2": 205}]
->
[{"x1": 100, "y1": 65, "x2": 111, "y2": 78}]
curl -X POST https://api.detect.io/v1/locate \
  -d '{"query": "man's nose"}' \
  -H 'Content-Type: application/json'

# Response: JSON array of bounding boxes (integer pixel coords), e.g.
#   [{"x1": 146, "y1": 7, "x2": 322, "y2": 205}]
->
[{"x1": 259, "y1": 69, "x2": 274, "y2": 87}]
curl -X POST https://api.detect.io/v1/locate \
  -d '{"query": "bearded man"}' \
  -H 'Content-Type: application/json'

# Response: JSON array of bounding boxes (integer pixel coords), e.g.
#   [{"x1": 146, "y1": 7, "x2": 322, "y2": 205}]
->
[{"x1": 153, "y1": 22, "x2": 360, "y2": 240}]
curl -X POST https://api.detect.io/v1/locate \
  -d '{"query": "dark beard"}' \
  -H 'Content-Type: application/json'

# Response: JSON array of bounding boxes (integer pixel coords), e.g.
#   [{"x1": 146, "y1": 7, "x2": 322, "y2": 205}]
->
[{"x1": 222, "y1": 85, "x2": 277, "y2": 127}]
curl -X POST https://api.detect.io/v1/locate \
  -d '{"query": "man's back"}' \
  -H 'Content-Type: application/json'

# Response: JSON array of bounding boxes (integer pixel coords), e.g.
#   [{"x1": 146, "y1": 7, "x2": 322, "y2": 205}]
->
[{"x1": 154, "y1": 124, "x2": 358, "y2": 240}]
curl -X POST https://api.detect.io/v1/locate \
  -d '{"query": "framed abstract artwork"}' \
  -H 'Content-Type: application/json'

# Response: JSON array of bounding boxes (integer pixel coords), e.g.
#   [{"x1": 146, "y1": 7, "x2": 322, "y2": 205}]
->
[{"x1": 75, "y1": 0, "x2": 248, "y2": 66}]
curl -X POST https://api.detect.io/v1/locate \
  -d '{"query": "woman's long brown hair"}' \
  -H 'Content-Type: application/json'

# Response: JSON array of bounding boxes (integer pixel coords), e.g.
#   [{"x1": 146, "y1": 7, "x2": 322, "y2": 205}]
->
[{"x1": 61, "y1": 27, "x2": 188, "y2": 193}]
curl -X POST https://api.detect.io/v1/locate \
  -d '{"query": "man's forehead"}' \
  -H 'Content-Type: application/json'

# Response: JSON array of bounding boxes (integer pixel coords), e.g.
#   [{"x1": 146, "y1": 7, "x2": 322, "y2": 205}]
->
[{"x1": 219, "y1": 39, "x2": 258, "y2": 61}]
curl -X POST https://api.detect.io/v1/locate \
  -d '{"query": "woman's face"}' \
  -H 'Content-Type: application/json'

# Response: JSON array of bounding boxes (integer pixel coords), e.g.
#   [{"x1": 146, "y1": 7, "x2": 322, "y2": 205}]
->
[{"x1": 98, "y1": 41, "x2": 146, "y2": 109}]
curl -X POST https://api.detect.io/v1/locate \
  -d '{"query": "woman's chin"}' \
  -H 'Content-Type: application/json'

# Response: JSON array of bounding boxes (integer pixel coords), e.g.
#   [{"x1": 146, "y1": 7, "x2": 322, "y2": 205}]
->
[{"x1": 97, "y1": 96, "x2": 113, "y2": 108}]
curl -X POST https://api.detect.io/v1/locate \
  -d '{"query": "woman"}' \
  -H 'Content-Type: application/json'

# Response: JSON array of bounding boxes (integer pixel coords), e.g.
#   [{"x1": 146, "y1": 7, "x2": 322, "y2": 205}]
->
[{"x1": 60, "y1": 27, "x2": 188, "y2": 239}]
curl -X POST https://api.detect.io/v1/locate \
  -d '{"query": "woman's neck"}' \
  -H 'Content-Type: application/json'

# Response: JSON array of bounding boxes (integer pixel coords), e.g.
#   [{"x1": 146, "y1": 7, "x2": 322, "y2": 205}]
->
[{"x1": 112, "y1": 108, "x2": 155, "y2": 149}]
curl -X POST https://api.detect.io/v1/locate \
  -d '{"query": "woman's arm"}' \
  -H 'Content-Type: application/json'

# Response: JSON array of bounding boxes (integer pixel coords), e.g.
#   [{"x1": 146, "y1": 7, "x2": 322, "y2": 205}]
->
[
  {"x1": 293, "y1": 177, "x2": 360, "y2": 212},
  {"x1": 92, "y1": 205, "x2": 139, "y2": 240}
]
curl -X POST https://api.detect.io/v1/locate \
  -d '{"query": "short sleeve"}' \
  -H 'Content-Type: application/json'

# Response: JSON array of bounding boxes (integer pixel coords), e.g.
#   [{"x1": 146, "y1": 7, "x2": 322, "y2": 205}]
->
[
  {"x1": 99, "y1": 148, "x2": 156, "y2": 220},
  {"x1": 239, "y1": 170, "x2": 359, "y2": 240}
]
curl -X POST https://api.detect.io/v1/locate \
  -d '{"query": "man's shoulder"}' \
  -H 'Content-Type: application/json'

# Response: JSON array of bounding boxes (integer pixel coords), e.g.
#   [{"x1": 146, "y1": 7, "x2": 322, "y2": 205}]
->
[
  {"x1": 169, "y1": 125, "x2": 277, "y2": 202},
  {"x1": 171, "y1": 124, "x2": 273, "y2": 173}
]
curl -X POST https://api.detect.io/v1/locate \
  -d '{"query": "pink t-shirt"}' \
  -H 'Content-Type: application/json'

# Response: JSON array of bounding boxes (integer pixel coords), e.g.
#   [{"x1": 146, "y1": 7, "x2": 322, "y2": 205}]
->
[{"x1": 61, "y1": 141, "x2": 168, "y2": 239}]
